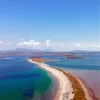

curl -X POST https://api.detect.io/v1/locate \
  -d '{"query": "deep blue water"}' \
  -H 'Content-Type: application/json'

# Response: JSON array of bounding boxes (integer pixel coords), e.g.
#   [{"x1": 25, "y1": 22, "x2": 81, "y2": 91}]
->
[
  {"x1": 46, "y1": 55, "x2": 100, "y2": 70},
  {"x1": 0, "y1": 57, "x2": 53, "y2": 100}
]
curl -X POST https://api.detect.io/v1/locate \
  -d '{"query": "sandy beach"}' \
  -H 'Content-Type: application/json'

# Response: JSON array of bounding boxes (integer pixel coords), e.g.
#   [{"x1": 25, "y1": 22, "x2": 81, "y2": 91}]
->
[{"x1": 28, "y1": 58, "x2": 93, "y2": 100}]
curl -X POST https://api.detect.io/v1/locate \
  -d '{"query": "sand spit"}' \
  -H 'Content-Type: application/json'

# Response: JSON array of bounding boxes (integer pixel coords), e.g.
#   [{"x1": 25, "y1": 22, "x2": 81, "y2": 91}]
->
[
  {"x1": 28, "y1": 58, "x2": 93, "y2": 100},
  {"x1": 29, "y1": 59, "x2": 74, "y2": 100}
]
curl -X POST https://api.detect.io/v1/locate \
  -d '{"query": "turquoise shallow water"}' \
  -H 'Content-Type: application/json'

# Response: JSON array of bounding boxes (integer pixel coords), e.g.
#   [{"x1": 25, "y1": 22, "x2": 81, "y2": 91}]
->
[{"x1": 0, "y1": 57, "x2": 55, "y2": 100}]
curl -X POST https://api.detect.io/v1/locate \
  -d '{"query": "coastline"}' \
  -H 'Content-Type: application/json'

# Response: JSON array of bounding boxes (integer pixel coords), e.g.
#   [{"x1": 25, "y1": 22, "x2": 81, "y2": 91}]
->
[
  {"x1": 28, "y1": 58, "x2": 93, "y2": 100},
  {"x1": 41, "y1": 70, "x2": 59, "y2": 100},
  {"x1": 28, "y1": 59, "x2": 74, "y2": 100}
]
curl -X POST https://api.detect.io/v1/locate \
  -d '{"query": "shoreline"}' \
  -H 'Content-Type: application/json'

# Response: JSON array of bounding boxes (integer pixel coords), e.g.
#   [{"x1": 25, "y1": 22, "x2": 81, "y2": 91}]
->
[
  {"x1": 28, "y1": 58, "x2": 93, "y2": 100},
  {"x1": 41, "y1": 70, "x2": 59, "y2": 100},
  {"x1": 29, "y1": 59, "x2": 74, "y2": 100}
]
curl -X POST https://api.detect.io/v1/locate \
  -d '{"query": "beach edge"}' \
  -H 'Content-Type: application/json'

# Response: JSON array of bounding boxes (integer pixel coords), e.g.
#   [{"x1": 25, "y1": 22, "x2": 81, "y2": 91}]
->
[{"x1": 28, "y1": 58, "x2": 93, "y2": 100}]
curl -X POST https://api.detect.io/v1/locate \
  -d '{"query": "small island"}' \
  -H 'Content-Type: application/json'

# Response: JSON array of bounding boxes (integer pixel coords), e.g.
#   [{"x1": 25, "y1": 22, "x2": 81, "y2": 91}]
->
[{"x1": 55, "y1": 53, "x2": 87, "y2": 60}]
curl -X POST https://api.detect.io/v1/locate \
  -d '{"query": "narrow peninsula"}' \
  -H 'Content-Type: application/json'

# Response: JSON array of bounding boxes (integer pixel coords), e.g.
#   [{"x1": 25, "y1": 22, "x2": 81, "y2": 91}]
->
[{"x1": 28, "y1": 58, "x2": 94, "y2": 100}]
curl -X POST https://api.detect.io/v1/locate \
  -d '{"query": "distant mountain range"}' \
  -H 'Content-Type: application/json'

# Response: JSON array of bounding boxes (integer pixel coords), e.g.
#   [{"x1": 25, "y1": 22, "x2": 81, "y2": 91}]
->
[
  {"x1": 0, "y1": 48, "x2": 100, "y2": 53},
  {"x1": 0, "y1": 48, "x2": 55, "y2": 53}
]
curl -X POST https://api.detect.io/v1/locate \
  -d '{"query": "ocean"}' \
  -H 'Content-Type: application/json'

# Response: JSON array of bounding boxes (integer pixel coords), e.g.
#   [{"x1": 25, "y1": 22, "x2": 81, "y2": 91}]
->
[
  {"x1": 0, "y1": 57, "x2": 57, "y2": 100},
  {"x1": 0, "y1": 55, "x2": 100, "y2": 100}
]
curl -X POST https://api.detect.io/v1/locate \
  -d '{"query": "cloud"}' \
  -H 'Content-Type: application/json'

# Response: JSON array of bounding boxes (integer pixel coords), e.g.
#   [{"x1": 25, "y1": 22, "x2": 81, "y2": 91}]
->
[
  {"x1": 0, "y1": 41, "x2": 11, "y2": 45},
  {"x1": 46, "y1": 40, "x2": 51, "y2": 46},
  {"x1": 16, "y1": 39, "x2": 53, "y2": 48},
  {"x1": 20, "y1": 39, "x2": 24, "y2": 41},
  {"x1": 74, "y1": 43, "x2": 81, "y2": 47},
  {"x1": 16, "y1": 39, "x2": 41, "y2": 46}
]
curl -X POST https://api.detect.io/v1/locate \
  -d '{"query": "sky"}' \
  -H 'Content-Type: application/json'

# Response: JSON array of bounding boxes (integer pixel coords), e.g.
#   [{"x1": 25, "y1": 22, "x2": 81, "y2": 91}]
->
[{"x1": 0, "y1": 0, "x2": 100, "y2": 51}]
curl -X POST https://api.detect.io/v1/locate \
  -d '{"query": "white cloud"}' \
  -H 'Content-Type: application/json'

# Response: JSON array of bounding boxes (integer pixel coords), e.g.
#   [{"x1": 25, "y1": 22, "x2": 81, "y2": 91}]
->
[
  {"x1": 16, "y1": 39, "x2": 41, "y2": 46},
  {"x1": 21, "y1": 39, "x2": 24, "y2": 41},
  {"x1": 0, "y1": 41, "x2": 11, "y2": 45},
  {"x1": 16, "y1": 39, "x2": 52, "y2": 48},
  {"x1": 74, "y1": 43, "x2": 81, "y2": 47},
  {"x1": 46, "y1": 40, "x2": 51, "y2": 46}
]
